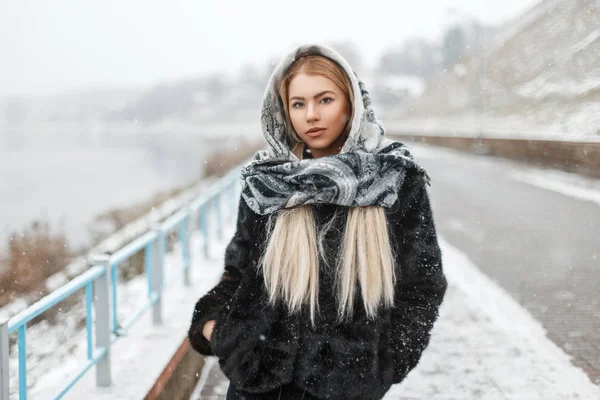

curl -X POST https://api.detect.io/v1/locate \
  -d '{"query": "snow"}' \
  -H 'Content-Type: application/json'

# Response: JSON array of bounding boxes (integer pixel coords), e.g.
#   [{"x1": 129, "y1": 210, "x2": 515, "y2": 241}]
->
[
  {"x1": 570, "y1": 28, "x2": 600, "y2": 55},
  {"x1": 491, "y1": 0, "x2": 564, "y2": 50},
  {"x1": 516, "y1": 73, "x2": 600, "y2": 100},
  {"x1": 385, "y1": 115, "x2": 600, "y2": 142},
  {"x1": 511, "y1": 168, "x2": 600, "y2": 207}
]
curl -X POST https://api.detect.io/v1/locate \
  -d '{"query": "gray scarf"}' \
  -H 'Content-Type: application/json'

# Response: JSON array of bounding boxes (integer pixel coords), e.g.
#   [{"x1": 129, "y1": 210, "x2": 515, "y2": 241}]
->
[{"x1": 240, "y1": 44, "x2": 429, "y2": 216}]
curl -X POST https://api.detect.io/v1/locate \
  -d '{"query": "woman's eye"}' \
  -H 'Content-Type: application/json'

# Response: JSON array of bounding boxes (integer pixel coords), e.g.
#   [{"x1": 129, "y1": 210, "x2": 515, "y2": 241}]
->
[
  {"x1": 292, "y1": 102, "x2": 304, "y2": 108},
  {"x1": 320, "y1": 97, "x2": 333, "y2": 104}
]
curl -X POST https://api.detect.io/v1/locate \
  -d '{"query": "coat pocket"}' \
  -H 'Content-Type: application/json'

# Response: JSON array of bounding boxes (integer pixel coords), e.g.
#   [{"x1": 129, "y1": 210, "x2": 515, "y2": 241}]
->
[
  {"x1": 210, "y1": 275, "x2": 298, "y2": 393},
  {"x1": 209, "y1": 289, "x2": 239, "y2": 359},
  {"x1": 210, "y1": 274, "x2": 257, "y2": 358}
]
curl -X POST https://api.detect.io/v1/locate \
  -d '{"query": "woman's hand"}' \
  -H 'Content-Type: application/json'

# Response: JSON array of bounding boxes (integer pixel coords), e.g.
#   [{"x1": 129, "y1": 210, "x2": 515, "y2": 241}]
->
[{"x1": 203, "y1": 320, "x2": 216, "y2": 341}]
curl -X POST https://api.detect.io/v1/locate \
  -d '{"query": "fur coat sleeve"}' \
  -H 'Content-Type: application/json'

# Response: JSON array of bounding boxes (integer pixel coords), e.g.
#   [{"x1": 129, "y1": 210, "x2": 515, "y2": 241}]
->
[
  {"x1": 188, "y1": 195, "x2": 258, "y2": 356},
  {"x1": 388, "y1": 169, "x2": 448, "y2": 383}
]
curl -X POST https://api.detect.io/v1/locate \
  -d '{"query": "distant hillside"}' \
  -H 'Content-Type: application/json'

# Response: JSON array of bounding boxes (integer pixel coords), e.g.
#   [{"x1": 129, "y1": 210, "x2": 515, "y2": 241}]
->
[
  {"x1": 393, "y1": 0, "x2": 600, "y2": 140},
  {"x1": 0, "y1": 73, "x2": 266, "y2": 147}
]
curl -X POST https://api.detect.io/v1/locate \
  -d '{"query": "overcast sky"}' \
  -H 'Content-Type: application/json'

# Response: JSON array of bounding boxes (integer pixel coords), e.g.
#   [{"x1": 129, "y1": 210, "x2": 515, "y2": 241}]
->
[{"x1": 0, "y1": 0, "x2": 542, "y2": 98}]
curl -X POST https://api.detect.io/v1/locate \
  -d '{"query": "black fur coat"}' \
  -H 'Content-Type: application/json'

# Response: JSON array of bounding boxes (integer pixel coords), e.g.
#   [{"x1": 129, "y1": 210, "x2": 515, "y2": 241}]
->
[{"x1": 188, "y1": 168, "x2": 447, "y2": 400}]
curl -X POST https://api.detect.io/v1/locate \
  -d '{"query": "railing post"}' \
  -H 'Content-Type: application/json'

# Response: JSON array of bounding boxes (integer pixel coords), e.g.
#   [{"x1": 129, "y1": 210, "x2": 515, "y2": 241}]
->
[
  {"x1": 183, "y1": 208, "x2": 193, "y2": 287},
  {"x1": 215, "y1": 190, "x2": 223, "y2": 241},
  {"x1": 233, "y1": 176, "x2": 241, "y2": 217},
  {"x1": 231, "y1": 178, "x2": 239, "y2": 220},
  {"x1": 200, "y1": 203, "x2": 210, "y2": 259},
  {"x1": 1, "y1": 318, "x2": 8, "y2": 400},
  {"x1": 151, "y1": 224, "x2": 165, "y2": 325},
  {"x1": 226, "y1": 180, "x2": 234, "y2": 223},
  {"x1": 91, "y1": 255, "x2": 112, "y2": 387}
]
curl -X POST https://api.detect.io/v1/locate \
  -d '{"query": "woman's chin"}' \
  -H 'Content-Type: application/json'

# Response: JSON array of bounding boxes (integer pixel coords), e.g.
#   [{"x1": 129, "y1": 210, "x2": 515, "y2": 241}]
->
[{"x1": 305, "y1": 138, "x2": 333, "y2": 150}]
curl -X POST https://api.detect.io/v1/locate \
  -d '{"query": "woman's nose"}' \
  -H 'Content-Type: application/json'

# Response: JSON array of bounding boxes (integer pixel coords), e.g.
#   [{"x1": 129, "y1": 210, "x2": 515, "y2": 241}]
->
[{"x1": 306, "y1": 103, "x2": 319, "y2": 122}]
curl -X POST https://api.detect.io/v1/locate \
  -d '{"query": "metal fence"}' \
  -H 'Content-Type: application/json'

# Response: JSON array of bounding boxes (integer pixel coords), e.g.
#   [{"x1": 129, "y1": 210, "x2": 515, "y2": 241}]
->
[{"x1": 0, "y1": 167, "x2": 241, "y2": 400}]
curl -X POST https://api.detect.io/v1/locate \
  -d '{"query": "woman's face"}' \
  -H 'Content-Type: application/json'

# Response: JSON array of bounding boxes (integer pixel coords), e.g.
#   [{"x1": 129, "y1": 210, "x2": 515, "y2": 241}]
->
[{"x1": 287, "y1": 73, "x2": 350, "y2": 158}]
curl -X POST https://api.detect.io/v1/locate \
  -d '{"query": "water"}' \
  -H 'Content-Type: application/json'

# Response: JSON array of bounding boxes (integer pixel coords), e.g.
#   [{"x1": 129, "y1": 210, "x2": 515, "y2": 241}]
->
[
  {"x1": 0, "y1": 120, "x2": 262, "y2": 267},
  {"x1": 0, "y1": 144, "x2": 202, "y2": 254}
]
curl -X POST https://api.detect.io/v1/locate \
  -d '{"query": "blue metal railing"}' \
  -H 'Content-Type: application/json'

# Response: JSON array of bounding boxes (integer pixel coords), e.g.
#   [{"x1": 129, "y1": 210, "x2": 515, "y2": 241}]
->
[{"x1": 0, "y1": 167, "x2": 241, "y2": 400}]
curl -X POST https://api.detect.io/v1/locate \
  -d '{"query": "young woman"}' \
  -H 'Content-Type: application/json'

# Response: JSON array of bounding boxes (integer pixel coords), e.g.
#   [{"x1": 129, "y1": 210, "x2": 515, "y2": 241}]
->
[{"x1": 188, "y1": 44, "x2": 447, "y2": 400}]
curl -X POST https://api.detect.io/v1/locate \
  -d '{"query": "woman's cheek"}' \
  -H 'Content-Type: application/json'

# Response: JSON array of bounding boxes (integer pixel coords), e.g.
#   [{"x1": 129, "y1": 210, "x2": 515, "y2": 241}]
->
[{"x1": 290, "y1": 115, "x2": 304, "y2": 136}]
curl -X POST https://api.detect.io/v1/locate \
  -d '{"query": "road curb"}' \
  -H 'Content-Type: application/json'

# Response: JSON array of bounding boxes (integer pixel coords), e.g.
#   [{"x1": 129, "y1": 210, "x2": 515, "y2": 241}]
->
[{"x1": 389, "y1": 132, "x2": 600, "y2": 178}]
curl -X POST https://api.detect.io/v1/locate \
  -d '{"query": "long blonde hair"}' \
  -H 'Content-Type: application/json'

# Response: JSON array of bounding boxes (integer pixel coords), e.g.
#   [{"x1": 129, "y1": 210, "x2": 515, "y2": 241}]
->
[{"x1": 259, "y1": 55, "x2": 397, "y2": 326}]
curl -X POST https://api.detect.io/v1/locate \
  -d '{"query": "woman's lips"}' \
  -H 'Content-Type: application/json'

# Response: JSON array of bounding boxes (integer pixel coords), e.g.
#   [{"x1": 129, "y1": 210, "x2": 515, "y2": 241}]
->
[{"x1": 306, "y1": 128, "x2": 326, "y2": 138}]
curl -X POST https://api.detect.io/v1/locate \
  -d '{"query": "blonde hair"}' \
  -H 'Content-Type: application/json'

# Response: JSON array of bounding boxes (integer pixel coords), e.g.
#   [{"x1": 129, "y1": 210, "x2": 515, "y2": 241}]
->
[{"x1": 259, "y1": 55, "x2": 397, "y2": 327}]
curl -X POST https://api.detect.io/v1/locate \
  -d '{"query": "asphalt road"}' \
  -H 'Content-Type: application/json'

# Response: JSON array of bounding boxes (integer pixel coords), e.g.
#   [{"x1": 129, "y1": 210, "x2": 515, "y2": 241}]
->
[{"x1": 409, "y1": 142, "x2": 600, "y2": 384}]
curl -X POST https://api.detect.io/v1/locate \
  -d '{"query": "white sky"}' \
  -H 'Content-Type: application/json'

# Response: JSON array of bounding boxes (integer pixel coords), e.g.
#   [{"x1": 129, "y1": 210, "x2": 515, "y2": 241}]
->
[{"x1": 0, "y1": 0, "x2": 542, "y2": 98}]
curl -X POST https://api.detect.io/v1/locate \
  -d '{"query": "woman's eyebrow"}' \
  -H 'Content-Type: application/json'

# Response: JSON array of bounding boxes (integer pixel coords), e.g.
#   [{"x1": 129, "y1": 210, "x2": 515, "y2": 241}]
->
[{"x1": 290, "y1": 90, "x2": 335, "y2": 101}]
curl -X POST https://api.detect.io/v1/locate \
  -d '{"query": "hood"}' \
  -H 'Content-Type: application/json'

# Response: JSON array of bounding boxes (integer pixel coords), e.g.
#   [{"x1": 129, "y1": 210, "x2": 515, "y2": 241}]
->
[{"x1": 260, "y1": 43, "x2": 386, "y2": 160}]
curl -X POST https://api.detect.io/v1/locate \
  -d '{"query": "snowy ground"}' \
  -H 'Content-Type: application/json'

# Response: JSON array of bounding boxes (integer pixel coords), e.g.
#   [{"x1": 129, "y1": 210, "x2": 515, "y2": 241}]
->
[
  {"x1": 510, "y1": 168, "x2": 600, "y2": 207},
  {"x1": 385, "y1": 117, "x2": 600, "y2": 143}
]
